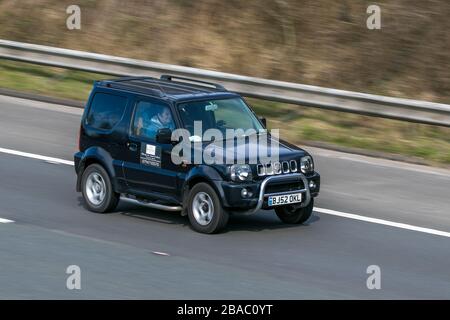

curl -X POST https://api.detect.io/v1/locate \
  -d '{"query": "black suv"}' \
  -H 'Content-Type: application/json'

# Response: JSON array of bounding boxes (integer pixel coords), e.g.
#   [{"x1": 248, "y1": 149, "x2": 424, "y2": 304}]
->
[{"x1": 74, "y1": 75, "x2": 320, "y2": 233}]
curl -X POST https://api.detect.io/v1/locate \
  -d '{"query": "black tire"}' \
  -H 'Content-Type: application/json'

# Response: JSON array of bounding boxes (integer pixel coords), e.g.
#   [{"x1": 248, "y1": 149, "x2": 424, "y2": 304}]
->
[
  {"x1": 81, "y1": 164, "x2": 119, "y2": 213},
  {"x1": 275, "y1": 198, "x2": 314, "y2": 224},
  {"x1": 187, "y1": 182, "x2": 229, "y2": 234}
]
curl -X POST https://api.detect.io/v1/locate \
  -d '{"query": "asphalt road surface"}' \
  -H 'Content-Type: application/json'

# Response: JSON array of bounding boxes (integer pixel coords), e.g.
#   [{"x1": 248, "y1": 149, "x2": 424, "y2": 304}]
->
[{"x1": 0, "y1": 95, "x2": 449, "y2": 299}]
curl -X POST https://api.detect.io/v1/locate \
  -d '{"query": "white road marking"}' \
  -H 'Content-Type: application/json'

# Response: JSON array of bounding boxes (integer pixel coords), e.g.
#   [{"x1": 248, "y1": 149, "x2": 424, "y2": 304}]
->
[
  {"x1": 315, "y1": 207, "x2": 450, "y2": 239},
  {"x1": 307, "y1": 146, "x2": 450, "y2": 178},
  {"x1": 0, "y1": 147, "x2": 74, "y2": 166},
  {"x1": 152, "y1": 251, "x2": 170, "y2": 256},
  {"x1": 0, "y1": 217, "x2": 14, "y2": 223},
  {"x1": 1, "y1": 146, "x2": 450, "y2": 239}
]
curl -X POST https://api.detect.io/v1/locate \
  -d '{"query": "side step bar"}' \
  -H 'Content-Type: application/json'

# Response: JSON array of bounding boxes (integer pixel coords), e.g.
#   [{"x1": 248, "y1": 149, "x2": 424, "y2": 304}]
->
[{"x1": 121, "y1": 196, "x2": 182, "y2": 212}]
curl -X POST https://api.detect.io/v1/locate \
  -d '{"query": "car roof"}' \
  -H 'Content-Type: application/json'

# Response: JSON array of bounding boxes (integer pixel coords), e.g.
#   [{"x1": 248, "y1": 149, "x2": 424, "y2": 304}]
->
[{"x1": 95, "y1": 75, "x2": 240, "y2": 102}]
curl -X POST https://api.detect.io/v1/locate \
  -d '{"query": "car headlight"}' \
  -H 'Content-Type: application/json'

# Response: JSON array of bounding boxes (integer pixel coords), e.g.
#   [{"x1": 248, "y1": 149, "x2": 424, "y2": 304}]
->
[
  {"x1": 230, "y1": 164, "x2": 253, "y2": 182},
  {"x1": 300, "y1": 156, "x2": 314, "y2": 174}
]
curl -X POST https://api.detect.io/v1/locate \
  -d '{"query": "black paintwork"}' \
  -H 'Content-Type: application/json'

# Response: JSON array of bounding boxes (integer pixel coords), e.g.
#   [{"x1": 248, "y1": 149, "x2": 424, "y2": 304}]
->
[{"x1": 74, "y1": 76, "x2": 320, "y2": 212}]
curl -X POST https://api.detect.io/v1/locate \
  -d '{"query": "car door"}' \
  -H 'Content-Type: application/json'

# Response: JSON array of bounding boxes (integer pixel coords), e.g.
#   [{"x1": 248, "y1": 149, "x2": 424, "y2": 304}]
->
[{"x1": 123, "y1": 98, "x2": 179, "y2": 198}]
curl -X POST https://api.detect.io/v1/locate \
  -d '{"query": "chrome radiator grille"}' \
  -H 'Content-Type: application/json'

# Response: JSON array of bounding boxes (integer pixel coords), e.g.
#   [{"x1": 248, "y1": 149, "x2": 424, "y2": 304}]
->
[{"x1": 256, "y1": 160, "x2": 298, "y2": 176}]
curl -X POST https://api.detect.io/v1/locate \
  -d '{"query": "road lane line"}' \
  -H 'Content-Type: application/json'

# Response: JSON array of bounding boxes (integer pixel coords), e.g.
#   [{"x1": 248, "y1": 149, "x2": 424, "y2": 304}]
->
[
  {"x1": 152, "y1": 251, "x2": 171, "y2": 256},
  {"x1": 315, "y1": 207, "x2": 450, "y2": 239},
  {"x1": 1, "y1": 146, "x2": 450, "y2": 238},
  {"x1": 308, "y1": 146, "x2": 450, "y2": 178},
  {"x1": 0, "y1": 147, "x2": 74, "y2": 166},
  {"x1": 0, "y1": 217, "x2": 14, "y2": 223}
]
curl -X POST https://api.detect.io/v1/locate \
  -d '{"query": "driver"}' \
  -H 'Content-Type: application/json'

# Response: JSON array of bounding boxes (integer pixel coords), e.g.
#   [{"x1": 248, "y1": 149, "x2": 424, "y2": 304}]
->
[
  {"x1": 151, "y1": 106, "x2": 175, "y2": 131},
  {"x1": 136, "y1": 105, "x2": 175, "y2": 138}
]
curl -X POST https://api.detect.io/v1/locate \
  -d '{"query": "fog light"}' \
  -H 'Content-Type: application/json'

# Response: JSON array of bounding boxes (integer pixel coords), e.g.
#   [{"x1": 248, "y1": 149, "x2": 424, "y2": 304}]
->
[
  {"x1": 241, "y1": 188, "x2": 252, "y2": 198},
  {"x1": 309, "y1": 180, "x2": 316, "y2": 189}
]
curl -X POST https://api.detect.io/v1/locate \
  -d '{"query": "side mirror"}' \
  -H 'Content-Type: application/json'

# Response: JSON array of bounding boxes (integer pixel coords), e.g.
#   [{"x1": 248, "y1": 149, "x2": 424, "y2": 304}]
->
[
  {"x1": 156, "y1": 128, "x2": 173, "y2": 144},
  {"x1": 259, "y1": 117, "x2": 267, "y2": 128}
]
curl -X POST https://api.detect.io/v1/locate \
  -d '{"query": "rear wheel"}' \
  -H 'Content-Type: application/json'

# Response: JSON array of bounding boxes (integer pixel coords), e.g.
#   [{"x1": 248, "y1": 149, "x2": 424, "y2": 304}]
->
[
  {"x1": 275, "y1": 198, "x2": 314, "y2": 224},
  {"x1": 81, "y1": 164, "x2": 119, "y2": 213},
  {"x1": 187, "y1": 183, "x2": 229, "y2": 234}
]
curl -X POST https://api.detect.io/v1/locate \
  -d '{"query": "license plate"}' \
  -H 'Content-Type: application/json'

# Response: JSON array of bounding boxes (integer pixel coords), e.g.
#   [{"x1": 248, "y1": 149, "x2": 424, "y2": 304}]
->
[{"x1": 268, "y1": 193, "x2": 302, "y2": 206}]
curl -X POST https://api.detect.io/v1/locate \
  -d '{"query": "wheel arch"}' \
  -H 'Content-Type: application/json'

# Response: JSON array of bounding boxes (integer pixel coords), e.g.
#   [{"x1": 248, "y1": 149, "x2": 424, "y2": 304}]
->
[
  {"x1": 76, "y1": 147, "x2": 116, "y2": 192},
  {"x1": 180, "y1": 166, "x2": 225, "y2": 216}
]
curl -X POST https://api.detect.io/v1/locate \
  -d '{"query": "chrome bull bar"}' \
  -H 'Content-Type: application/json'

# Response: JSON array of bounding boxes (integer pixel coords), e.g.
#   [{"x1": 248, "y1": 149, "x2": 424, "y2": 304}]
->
[{"x1": 242, "y1": 173, "x2": 311, "y2": 215}]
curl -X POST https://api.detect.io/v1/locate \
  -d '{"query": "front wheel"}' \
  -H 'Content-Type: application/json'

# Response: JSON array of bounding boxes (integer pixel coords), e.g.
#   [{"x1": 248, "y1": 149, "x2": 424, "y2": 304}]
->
[
  {"x1": 275, "y1": 198, "x2": 314, "y2": 224},
  {"x1": 187, "y1": 183, "x2": 229, "y2": 234}
]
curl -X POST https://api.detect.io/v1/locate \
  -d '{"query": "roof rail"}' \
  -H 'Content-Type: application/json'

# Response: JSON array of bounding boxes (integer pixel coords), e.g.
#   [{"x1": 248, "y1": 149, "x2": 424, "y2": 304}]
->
[
  {"x1": 111, "y1": 76, "x2": 156, "y2": 83},
  {"x1": 106, "y1": 81, "x2": 165, "y2": 98},
  {"x1": 160, "y1": 74, "x2": 226, "y2": 91}
]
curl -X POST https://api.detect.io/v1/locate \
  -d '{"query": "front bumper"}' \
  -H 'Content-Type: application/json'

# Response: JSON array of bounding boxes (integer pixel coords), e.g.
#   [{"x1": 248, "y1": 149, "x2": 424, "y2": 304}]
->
[{"x1": 215, "y1": 172, "x2": 320, "y2": 214}]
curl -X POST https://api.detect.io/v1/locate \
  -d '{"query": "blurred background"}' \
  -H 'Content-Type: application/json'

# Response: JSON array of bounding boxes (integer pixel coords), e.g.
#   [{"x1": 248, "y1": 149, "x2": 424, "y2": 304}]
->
[{"x1": 0, "y1": 0, "x2": 449, "y2": 165}]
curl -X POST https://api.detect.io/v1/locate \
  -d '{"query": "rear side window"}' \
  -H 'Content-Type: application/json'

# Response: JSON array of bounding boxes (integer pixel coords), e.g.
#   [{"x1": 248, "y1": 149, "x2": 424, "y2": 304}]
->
[{"x1": 86, "y1": 93, "x2": 127, "y2": 130}]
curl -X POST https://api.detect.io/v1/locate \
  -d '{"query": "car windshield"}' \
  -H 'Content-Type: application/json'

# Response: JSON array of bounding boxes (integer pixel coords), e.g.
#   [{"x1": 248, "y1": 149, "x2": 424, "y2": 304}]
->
[{"x1": 177, "y1": 97, "x2": 264, "y2": 141}]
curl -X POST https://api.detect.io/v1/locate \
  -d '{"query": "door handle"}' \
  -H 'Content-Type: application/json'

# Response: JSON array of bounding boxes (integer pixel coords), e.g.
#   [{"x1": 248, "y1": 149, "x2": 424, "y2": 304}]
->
[{"x1": 127, "y1": 142, "x2": 138, "y2": 151}]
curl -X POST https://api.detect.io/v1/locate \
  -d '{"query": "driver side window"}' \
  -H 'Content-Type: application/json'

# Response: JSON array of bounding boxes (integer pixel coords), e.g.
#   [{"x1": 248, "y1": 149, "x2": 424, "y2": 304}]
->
[{"x1": 132, "y1": 100, "x2": 174, "y2": 141}]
